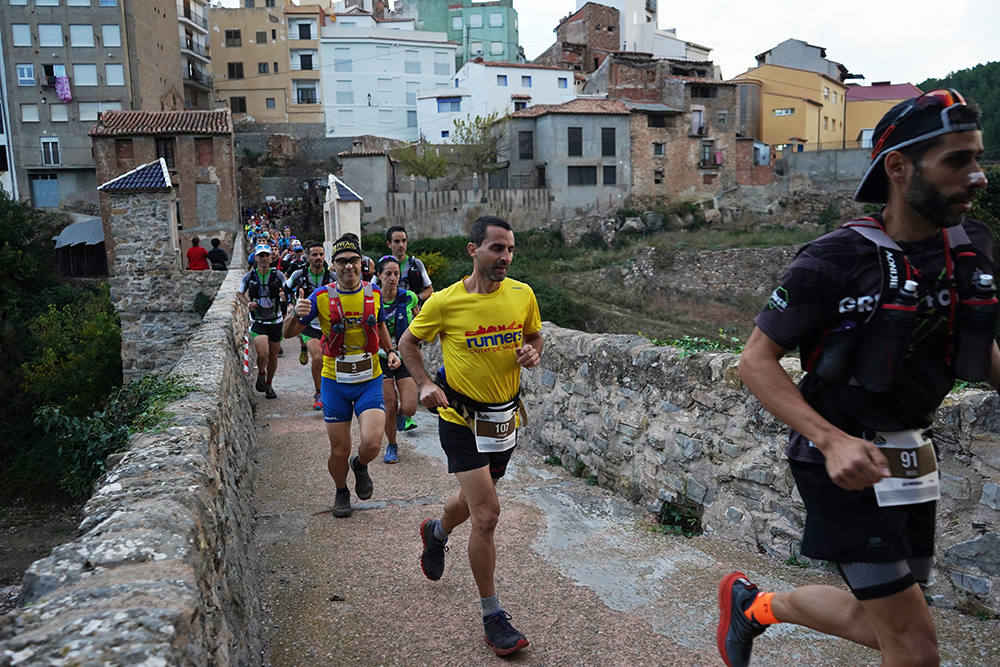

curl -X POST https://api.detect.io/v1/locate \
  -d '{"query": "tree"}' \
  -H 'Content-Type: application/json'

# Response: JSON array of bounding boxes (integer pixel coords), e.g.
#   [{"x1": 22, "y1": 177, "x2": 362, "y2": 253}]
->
[
  {"x1": 450, "y1": 112, "x2": 509, "y2": 179},
  {"x1": 390, "y1": 137, "x2": 449, "y2": 187},
  {"x1": 919, "y1": 61, "x2": 1000, "y2": 159}
]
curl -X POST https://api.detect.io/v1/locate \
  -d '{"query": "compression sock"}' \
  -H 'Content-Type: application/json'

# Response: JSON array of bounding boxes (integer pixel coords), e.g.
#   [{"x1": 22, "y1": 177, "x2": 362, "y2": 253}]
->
[
  {"x1": 481, "y1": 595, "x2": 501, "y2": 618},
  {"x1": 433, "y1": 519, "x2": 449, "y2": 542},
  {"x1": 744, "y1": 592, "x2": 779, "y2": 625}
]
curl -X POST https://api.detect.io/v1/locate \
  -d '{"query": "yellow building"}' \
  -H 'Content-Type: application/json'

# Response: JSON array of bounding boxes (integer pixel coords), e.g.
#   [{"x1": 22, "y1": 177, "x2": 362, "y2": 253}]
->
[
  {"x1": 730, "y1": 63, "x2": 847, "y2": 151},
  {"x1": 210, "y1": 3, "x2": 328, "y2": 124},
  {"x1": 845, "y1": 82, "x2": 922, "y2": 147}
]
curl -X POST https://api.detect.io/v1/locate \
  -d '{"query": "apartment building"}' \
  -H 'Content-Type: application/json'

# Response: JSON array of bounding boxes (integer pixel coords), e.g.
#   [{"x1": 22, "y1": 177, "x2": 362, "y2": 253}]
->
[
  {"x1": 574, "y1": 0, "x2": 710, "y2": 60},
  {"x1": 846, "y1": 81, "x2": 922, "y2": 148},
  {"x1": 391, "y1": 0, "x2": 521, "y2": 70},
  {"x1": 179, "y1": 0, "x2": 213, "y2": 109},
  {"x1": 418, "y1": 60, "x2": 575, "y2": 142},
  {"x1": 210, "y1": 2, "x2": 327, "y2": 125},
  {"x1": 0, "y1": 0, "x2": 184, "y2": 207},
  {"x1": 321, "y1": 14, "x2": 456, "y2": 141}
]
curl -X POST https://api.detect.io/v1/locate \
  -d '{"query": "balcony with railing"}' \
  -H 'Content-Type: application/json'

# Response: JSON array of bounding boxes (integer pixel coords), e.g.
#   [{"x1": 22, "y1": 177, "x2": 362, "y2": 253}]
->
[
  {"x1": 180, "y1": 6, "x2": 209, "y2": 32},
  {"x1": 184, "y1": 68, "x2": 213, "y2": 89},
  {"x1": 181, "y1": 38, "x2": 210, "y2": 60}
]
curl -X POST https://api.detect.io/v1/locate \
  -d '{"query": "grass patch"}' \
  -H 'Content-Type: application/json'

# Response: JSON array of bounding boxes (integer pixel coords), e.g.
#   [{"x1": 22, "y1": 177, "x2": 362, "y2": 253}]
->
[
  {"x1": 543, "y1": 455, "x2": 562, "y2": 466},
  {"x1": 652, "y1": 498, "x2": 703, "y2": 538},
  {"x1": 643, "y1": 328, "x2": 745, "y2": 356},
  {"x1": 785, "y1": 555, "x2": 810, "y2": 568},
  {"x1": 586, "y1": 475, "x2": 598, "y2": 486},
  {"x1": 572, "y1": 460, "x2": 586, "y2": 478}
]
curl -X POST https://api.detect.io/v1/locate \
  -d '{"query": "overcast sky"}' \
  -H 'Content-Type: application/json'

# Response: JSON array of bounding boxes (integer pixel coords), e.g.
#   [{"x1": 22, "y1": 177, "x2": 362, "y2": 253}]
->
[
  {"x1": 223, "y1": 1, "x2": 997, "y2": 87},
  {"x1": 514, "y1": 0, "x2": 998, "y2": 86}
]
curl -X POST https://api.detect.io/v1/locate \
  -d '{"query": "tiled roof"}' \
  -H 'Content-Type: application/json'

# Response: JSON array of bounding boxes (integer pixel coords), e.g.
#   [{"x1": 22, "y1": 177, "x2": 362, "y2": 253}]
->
[
  {"x1": 475, "y1": 59, "x2": 573, "y2": 72},
  {"x1": 338, "y1": 150, "x2": 389, "y2": 158},
  {"x1": 847, "y1": 82, "x2": 922, "y2": 101},
  {"x1": 510, "y1": 93, "x2": 532, "y2": 99},
  {"x1": 511, "y1": 97, "x2": 629, "y2": 118},
  {"x1": 89, "y1": 109, "x2": 233, "y2": 137},
  {"x1": 98, "y1": 158, "x2": 172, "y2": 193},
  {"x1": 328, "y1": 175, "x2": 363, "y2": 202},
  {"x1": 625, "y1": 101, "x2": 683, "y2": 114},
  {"x1": 671, "y1": 75, "x2": 735, "y2": 86}
]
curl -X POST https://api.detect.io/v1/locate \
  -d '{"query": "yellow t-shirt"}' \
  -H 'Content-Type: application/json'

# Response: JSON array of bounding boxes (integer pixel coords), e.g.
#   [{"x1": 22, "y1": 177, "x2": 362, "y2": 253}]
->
[
  {"x1": 303, "y1": 283, "x2": 384, "y2": 381},
  {"x1": 407, "y1": 277, "x2": 541, "y2": 426}
]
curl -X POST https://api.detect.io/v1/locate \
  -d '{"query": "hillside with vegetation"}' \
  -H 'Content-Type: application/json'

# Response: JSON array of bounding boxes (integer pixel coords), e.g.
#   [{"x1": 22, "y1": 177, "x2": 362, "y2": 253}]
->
[{"x1": 919, "y1": 61, "x2": 1000, "y2": 159}]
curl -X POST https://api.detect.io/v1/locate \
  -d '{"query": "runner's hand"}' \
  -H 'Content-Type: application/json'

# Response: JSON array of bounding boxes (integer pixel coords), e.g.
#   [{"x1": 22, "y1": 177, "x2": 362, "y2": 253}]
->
[
  {"x1": 419, "y1": 382, "x2": 448, "y2": 410},
  {"x1": 387, "y1": 351, "x2": 401, "y2": 370},
  {"x1": 248, "y1": 300, "x2": 258, "y2": 312},
  {"x1": 515, "y1": 345, "x2": 540, "y2": 368},
  {"x1": 823, "y1": 435, "x2": 891, "y2": 491},
  {"x1": 294, "y1": 289, "x2": 311, "y2": 318}
]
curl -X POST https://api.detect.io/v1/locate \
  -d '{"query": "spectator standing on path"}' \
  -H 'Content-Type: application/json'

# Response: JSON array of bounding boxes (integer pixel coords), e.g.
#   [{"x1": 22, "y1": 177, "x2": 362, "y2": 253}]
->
[
  {"x1": 186, "y1": 236, "x2": 209, "y2": 270},
  {"x1": 717, "y1": 89, "x2": 999, "y2": 667},
  {"x1": 207, "y1": 237, "x2": 229, "y2": 271},
  {"x1": 238, "y1": 244, "x2": 288, "y2": 399},
  {"x1": 386, "y1": 225, "x2": 434, "y2": 302},
  {"x1": 285, "y1": 241, "x2": 333, "y2": 410},
  {"x1": 399, "y1": 215, "x2": 543, "y2": 657},
  {"x1": 284, "y1": 235, "x2": 400, "y2": 518},
  {"x1": 374, "y1": 255, "x2": 420, "y2": 464}
]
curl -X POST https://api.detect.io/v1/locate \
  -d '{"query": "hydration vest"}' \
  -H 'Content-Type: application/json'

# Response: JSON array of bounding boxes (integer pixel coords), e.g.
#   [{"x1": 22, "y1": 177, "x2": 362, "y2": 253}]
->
[
  {"x1": 404, "y1": 256, "x2": 425, "y2": 295},
  {"x1": 804, "y1": 216, "x2": 985, "y2": 378},
  {"x1": 246, "y1": 268, "x2": 283, "y2": 321},
  {"x1": 321, "y1": 282, "x2": 380, "y2": 358},
  {"x1": 383, "y1": 287, "x2": 413, "y2": 344}
]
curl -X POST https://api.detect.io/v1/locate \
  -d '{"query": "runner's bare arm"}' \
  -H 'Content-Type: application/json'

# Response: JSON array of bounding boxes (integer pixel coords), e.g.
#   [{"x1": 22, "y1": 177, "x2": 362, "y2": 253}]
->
[
  {"x1": 516, "y1": 330, "x2": 543, "y2": 368},
  {"x1": 739, "y1": 326, "x2": 889, "y2": 491},
  {"x1": 418, "y1": 285, "x2": 433, "y2": 302},
  {"x1": 988, "y1": 340, "x2": 1000, "y2": 390},
  {"x1": 379, "y1": 322, "x2": 400, "y2": 370},
  {"x1": 281, "y1": 289, "x2": 309, "y2": 338},
  {"x1": 399, "y1": 329, "x2": 448, "y2": 409},
  {"x1": 236, "y1": 292, "x2": 257, "y2": 312}
]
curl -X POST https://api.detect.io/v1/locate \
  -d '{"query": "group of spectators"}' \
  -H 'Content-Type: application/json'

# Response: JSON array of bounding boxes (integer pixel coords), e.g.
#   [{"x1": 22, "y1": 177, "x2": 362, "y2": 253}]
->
[{"x1": 185, "y1": 236, "x2": 229, "y2": 271}]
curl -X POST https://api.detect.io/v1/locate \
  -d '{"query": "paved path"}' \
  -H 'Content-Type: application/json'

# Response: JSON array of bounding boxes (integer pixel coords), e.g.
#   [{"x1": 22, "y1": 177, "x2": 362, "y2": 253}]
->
[{"x1": 252, "y1": 339, "x2": 997, "y2": 666}]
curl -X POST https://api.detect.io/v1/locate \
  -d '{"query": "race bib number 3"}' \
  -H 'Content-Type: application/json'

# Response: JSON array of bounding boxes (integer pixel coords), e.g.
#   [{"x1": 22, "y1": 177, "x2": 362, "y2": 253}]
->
[
  {"x1": 474, "y1": 407, "x2": 517, "y2": 453},
  {"x1": 871, "y1": 430, "x2": 940, "y2": 507},
  {"x1": 335, "y1": 353, "x2": 374, "y2": 384}
]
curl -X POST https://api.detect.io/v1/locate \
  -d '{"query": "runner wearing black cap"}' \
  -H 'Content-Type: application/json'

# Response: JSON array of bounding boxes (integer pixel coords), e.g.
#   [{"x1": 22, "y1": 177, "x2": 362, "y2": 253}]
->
[{"x1": 718, "y1": 89, "x2": 999, "y2": 667}]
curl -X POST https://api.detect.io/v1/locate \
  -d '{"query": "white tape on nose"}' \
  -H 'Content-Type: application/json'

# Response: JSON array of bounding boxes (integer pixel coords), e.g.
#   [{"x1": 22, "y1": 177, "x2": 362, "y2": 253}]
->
[{"x1": 968, "y1": 171, "x2": 987, "y2": 185}]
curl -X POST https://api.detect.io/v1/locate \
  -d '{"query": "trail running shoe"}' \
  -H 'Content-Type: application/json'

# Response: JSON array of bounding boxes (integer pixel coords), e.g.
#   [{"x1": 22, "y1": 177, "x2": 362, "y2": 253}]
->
[
  {"x1": 383, "y1": 443, "x2": 399, "y2": 464},
  {"x1": 265, "y1": 385, "x2": 277, "y2": 399},
  {"x1": 419, "y1": 518, "x2": 448, "y2": 581},
  {"x1": 312, "y1": 392, "x2": 322, "y2": 410},
  {"x1": 255, "y1": 373, "x2": 267, "y2": 392},
  {"x1": 350, "y1": 455, "x2": 373, "y2": 500},
  {"x1": 402, "y1": 416, "x2": 417, "y2": 431},
  {"x1": 278, "y1": 347, "x2": 283, "y2": 356},
  {"x1": 717, "y1": 572, "x2": 768, "y2": 667},
  {"x1": 333, "y1": 488, "x2": 352, "y2": 518},
  {"x1": 483, "y1": 611, "x2": 529, "y2": 656},
  {"x1": 299, "y1": 345, "x2": 308, "y2": 365}
]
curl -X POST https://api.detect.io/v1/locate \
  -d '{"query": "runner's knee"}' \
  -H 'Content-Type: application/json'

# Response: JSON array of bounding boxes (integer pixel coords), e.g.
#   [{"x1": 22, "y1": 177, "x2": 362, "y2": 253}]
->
[{"x1": 469, "y1": 501, "x2": 500, "y2": 533}]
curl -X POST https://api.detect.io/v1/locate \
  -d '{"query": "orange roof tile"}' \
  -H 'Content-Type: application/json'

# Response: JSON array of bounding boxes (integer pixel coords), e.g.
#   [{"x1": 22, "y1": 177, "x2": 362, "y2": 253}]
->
[
  {"x1": 511, "y1": 97, "x2": 629, "y2": 118},
  {"x1": 89, "y1": 110, "x2": 232, "y2": 137}
]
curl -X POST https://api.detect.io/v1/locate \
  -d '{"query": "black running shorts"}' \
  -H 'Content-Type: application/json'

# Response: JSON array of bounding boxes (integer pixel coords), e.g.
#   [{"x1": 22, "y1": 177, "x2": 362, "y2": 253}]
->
[
  {"x1": 251, "y1": 320, "x2": 283, "y2": 343},
  {"x1": 439, "y1": 417, "x2": 515, "y2": 479},
  {"x1": 790, "y1": 460, "x2": 936, "y2": 566},
  {"x1": 381, "y1": 360, "x2": 412, "y2": 381}
]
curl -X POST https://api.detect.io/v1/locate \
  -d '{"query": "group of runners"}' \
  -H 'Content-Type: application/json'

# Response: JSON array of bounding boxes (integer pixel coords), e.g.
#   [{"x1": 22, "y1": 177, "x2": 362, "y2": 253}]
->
[{"x1": 237, "y1": 90, "x2": 999, "y2": 663}]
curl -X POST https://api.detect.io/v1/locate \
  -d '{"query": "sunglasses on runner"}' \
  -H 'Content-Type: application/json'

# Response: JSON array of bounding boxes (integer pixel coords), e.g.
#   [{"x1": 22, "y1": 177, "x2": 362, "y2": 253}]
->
[
  {"x1": 870, "y1": 89, "x2": 974, "y2": 159},
  {"x1": 333, "y1": 256, "x2": 362, "y2": 267}
]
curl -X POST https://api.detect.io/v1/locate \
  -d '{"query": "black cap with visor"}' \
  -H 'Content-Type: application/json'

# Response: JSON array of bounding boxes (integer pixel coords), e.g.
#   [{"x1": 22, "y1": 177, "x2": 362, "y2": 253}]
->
[{"x1": 854, "y1": 89, "x2": 981, "y2": 203}]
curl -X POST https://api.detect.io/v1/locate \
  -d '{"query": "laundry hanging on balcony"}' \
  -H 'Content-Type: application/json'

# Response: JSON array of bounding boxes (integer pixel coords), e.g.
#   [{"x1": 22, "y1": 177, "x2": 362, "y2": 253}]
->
[{"x1": 55, "y1": 76, "x2": 72, "y2": 102}]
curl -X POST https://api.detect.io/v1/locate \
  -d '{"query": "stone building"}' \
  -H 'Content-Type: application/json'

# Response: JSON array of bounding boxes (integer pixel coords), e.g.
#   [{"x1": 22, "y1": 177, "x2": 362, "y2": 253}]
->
[
  {"x1": 534, "y1": 2, "x2": 620, "y2": 75},
  {"x1": 584, "y1": 52, "x2": 747, "y2": 198},
  {"x1": 0, "y1": 0, "x2": 184, "y2": 206},
  {"x1": 90, "y1": 109, "x2": 239, "y2": 268},
  {"x1": 323, "y1": 174, "x2": 363, "y2": 257},
  {"x1": 97, "y1": 158, "x2": 225, "y2": 381}
]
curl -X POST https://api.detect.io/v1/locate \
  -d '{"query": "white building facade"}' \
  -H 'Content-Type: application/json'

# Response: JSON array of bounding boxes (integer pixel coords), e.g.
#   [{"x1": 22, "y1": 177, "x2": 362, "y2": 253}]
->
[
  {"x1": 417, "y1": 60, "x2": 575, "y2": 142},
  {"x1": 321, "y1": 14, "x2": 457, "y2": 141}
]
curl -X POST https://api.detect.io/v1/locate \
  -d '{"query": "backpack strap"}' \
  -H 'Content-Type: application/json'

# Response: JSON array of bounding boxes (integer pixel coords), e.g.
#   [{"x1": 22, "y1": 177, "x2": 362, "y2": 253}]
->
[
  {"x1": 841, "y1": 218, "x2": 912, "y2": 323},
  {"x1": 362, "y1": 282, "x2": 380, "y2": 355},
  {"x1": 323, "y1": 284, "x2": 347, "y2": 358}
]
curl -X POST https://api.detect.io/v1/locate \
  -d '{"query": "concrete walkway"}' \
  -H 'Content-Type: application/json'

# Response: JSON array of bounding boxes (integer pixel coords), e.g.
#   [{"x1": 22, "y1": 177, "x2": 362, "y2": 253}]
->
[{"x1": 252, "y1": 339, "x2": 997, "y2": 666}]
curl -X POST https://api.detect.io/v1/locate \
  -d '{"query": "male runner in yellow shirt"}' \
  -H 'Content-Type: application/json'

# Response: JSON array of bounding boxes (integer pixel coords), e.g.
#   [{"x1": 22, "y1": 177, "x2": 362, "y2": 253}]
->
[{"x1": 399, "y1": 216, "x2": 542, "y2": 657}]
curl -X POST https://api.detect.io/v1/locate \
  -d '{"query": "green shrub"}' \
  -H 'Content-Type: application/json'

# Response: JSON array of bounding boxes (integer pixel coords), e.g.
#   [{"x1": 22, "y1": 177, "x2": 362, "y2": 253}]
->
[
  {"x1": 817, "y1": 203, "x2": 840, "y2": 230},
  {"x1": 21, "y1": 285, "x2": 121, "y2": 416},
  {"x1": 419, "y1": 251, "x2": 448, "y2": 280},
  {"x1": 193, "y1": 292, "x2": 213, "y2": 317},
  {"x1": 32, "y1": 374, "x2": 195, "y2": 498}
]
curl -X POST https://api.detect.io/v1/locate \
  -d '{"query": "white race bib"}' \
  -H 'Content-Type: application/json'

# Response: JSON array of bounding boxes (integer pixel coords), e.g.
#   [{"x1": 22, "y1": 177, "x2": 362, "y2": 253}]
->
[
  {"x1": 473, "y1": 405, "x2": 517, "y2": 453},
  {"x1": 335, "y1": 352, "x2": 374, "y2": 384},
  {"x1": 871, "y1": 429, "x2": 940, "y2": 507}
]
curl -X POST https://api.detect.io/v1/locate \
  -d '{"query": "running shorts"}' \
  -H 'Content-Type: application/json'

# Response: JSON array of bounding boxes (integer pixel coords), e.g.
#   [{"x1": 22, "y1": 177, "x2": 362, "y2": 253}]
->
[
  {"x1": 251, "y1": 321, "x2": 283, "y2": 343},
  {"x1": 439, "y1": 417, "x2": 515, "y2": 479},
  {"x1": 381, "y1": 360, "x2": 412, "y2": 381},
  {"x1": 300, "y1": 326, "x2": 322, "y2": 341},
  {"x1": 789, "y1": 460, "x2": 936, "y2": 565},
  {"x1": 321, "y1": 375, "x2": 385, "y2": 423}
]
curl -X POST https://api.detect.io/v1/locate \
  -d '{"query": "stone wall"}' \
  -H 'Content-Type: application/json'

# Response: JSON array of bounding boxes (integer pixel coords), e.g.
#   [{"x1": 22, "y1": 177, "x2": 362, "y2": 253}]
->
[
  {"x1": 387, "y1": 188, "x2": 552, "y2": 238},
  {"x1": 515, "y1": 324, "x2": 1000, "y2": 612},
  {"x1": 107, "y1": 190, "x2": 228, "y2": 381},
  {"x1": 0, "y1": 265, "x2": 264, "y2": 664},
  {"x1": 783, "y1": 148, "x2": 871, "y2": 191}
]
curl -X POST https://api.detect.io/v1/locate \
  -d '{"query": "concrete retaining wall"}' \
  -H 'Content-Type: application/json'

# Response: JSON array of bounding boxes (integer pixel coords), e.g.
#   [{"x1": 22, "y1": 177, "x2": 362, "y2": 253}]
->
[
  {"x1": 516, "y1": 325, "x2": 1000, "y2": 611},
  {"x1": 783, "y1": 148, "x2": 870, "y2": 192},
  {"x1": 0, "y1": 267, "x2": 263, "y2": 665}
]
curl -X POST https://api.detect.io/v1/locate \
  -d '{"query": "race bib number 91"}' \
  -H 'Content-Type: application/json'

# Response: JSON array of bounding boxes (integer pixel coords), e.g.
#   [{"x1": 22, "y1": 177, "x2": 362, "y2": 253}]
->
[{"x1": 870, "y1": 429, "x2": 939, "y2": 507}]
